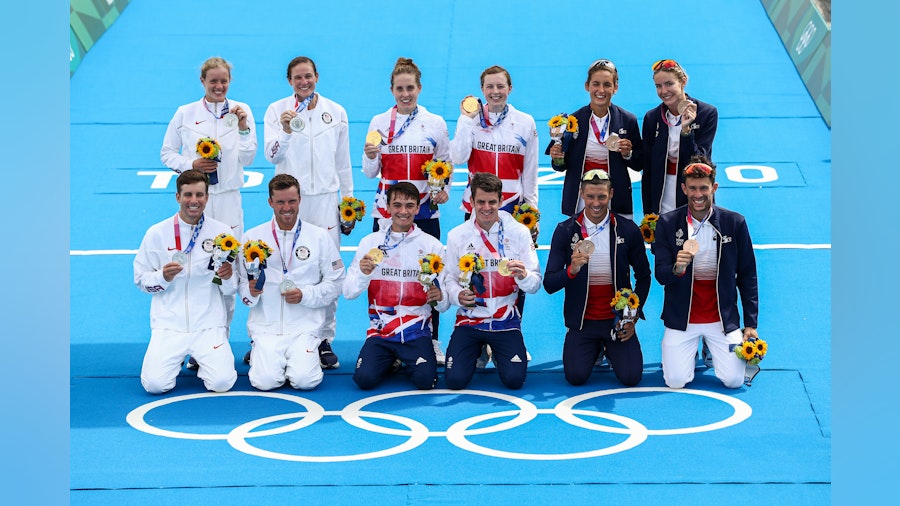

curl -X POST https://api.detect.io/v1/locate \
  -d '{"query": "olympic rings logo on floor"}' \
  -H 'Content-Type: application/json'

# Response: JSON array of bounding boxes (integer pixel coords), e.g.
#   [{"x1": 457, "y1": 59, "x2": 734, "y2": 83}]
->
[{"x1": 126, "y1": 387, "x2": 752, "y2": 462}]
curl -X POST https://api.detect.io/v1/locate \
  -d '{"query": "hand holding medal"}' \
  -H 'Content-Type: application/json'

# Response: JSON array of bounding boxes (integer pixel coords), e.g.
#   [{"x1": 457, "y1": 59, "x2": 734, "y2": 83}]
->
[{"x1": 461, "y1": 96, "x2": 480, "y2": 117}]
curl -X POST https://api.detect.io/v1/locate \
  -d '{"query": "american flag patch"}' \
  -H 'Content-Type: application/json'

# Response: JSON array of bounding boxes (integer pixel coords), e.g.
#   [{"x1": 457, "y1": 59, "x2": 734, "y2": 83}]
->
[{"x1": 332, "y1": 259, "x2": 344, "y2": 270}]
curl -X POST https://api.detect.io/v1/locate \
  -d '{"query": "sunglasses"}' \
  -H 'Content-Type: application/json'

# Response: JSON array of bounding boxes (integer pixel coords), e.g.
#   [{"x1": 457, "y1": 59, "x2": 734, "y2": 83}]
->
[
  {"x1": 683, "y1": 163, "x2": 713, "y2": 177},
  {"x1": 652, "y1": 59, "x2": 680, "y2": 71},
  {"x1": 582, "y1": 169, "x2": 611, "y2": 182},
  {"x1": 590, "y1": 59, "x2": 617, "y2": 71}
]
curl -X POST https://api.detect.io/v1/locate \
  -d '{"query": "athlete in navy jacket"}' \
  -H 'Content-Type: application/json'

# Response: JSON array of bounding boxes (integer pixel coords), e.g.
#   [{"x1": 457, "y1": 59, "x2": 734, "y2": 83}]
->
[
  {"x1": 654, "y1": 161, "x2": 758, "y2": 389},
  {"x1": 544, "y1": 169, "x2": 651, "y2": 386}
]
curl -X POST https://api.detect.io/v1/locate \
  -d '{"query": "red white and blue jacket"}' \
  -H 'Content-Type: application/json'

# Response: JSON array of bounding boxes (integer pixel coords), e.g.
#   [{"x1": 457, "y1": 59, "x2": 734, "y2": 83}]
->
[
  {"x1": 450, "y1": 104, "x2": 539, "y2": 213},
  {"x1": 444, "y1": 212, "x2": 542, "y2": 331},
  {"x1": 653, "y1": 205, "x2": 758, "y2": 333},
  {"x1": 543, "y1": 211, "x2": 651, "y2": 330},
  {"x1": 342, "y1": 225, "x2": 450, "y2": 342},
  {"x1": 361, "y1": 105, "x2": 451, "y2": 222}
]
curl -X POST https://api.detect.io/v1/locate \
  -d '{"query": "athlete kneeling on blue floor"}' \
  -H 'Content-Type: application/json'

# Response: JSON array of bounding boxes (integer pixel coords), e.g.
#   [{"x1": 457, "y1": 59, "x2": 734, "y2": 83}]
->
[
  {"x1": 343, "y1": 182, "x2": 450, "y2": 390},
  {"x1": 544, "y1": 169, "x2": 651, "y2": 386},
  {"x1": 443, "y1": 173, "x2": 542, "y2": 390},
  {"x1": 238, "y1": 174, "x2": 345, "y2": 391}
]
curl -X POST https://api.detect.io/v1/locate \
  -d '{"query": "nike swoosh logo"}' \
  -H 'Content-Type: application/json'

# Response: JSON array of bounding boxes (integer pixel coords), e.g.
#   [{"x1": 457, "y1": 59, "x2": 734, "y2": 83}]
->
[
  {"x1": 195, "y1": 120, "x2": 207, "y2": 125},
  {"x1": 167, "y1": 247, "x2": 178, "y2": 251},
  {"x1": 306, "y1": 349, "x2": 315, "y2": 353},
  {"x1": 327, "y1": 225, "x2": 337, "y2": 230},
  {"x1": 213, "y1": 343, "x2": 224, "y2": 349}
]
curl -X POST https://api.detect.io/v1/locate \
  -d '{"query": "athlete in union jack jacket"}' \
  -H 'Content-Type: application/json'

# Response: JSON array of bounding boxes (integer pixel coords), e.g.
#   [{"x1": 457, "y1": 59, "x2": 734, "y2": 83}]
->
[
  {"x1": 443, "y1": 173, "x2": 542, "y2": 390},
  {"x1": 343, "y1": 182, "x2": 450, "y2": 390}
]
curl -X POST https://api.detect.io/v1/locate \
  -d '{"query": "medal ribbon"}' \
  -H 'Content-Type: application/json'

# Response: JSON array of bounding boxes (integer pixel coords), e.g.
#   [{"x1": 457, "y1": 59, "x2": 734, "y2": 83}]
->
[
  {"x1": 474, "y1": 219, "x2": 506, "y2": 259},
  {"x1": 202, "y1": 98, "x2": 230, "y2": 119},
  {"x1": 294, "y1": 93, "x2": 316, "y2": 113},
  {"x1": 686, "y1": 208, "x2": 713, "y2": 238},
  {"x1": 271, "y1": 218, "x2": 302, "y2": 275},
  {"x1": 661, "y1": 107, "x2": 682, "y2": 127},
  {"x1": 590, "y1": 113, "x2": 610, "y2": 143},
  {"x1": 379, "y1": 224, "x2": 414, "y2": 253},
  {"x1": 387, "y1": 105, "x2": 418, "y2": 144},
  {"x1": 173, "y1": 213, "x2": 205, "y2": 253},
  {"x1": 477, "y1": 100, "x2": 508, "y2": 129},
  {"x1": 578, "y1": 210, "x2": 610, "y2": 239}
]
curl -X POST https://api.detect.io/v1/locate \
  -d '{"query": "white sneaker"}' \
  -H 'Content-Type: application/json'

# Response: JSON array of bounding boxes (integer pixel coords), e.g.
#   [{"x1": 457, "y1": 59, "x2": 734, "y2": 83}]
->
[
  {"x1": 475, "y1": 344, "x2": 493, "y2": 369},
  {"x1": 432, "y1": 339, "x2": 446, "y2": 367}
]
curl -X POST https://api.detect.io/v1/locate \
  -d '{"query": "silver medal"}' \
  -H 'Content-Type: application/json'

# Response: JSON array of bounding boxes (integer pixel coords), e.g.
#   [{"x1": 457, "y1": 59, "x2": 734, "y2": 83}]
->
[
  {"x1": 223, "y1": 113, "x2": 238, "y2": 128},
  {"x1": 289, "y1": 116, "x2": 305, "y2": 132},
  {"x1": 172, "y1": 251, "x2": 188, "y2": 265},
  {"x1": 280, "y1": 279, "x2": 296, "y2": 293}
]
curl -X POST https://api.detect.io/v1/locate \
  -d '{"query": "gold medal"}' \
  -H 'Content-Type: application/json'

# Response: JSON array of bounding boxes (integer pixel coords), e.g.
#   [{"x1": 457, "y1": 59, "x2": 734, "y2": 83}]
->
[
  {"x1": 497, "y1": 258, "x2": 511, "y2": 276},
  {"x1": 367, "y1": 248, "x2": 385, "y2": 264},
  {"x1": 677, "y1": 99, "x2": 692, "y2": 115},
  {"x1": 462, "y1": 96, "x2": 479, "y2": 114},
  {"x1": 365, "y1": 130, "x2": 384, "y2": 146},
  {"x1": 682, "y1": 239, "x2": 699, "y2": 255}
]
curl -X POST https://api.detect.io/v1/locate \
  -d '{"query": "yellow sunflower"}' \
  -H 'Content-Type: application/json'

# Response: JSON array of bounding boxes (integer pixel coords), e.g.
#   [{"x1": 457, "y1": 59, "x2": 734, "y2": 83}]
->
[
  {"x1": 627, "y1": 292, "x2": 640, "y2": 309},
  {"x1": 459, "y1": 256, "x2": 474, "y2": 272},
  {"x1": 341, "y1": 206, "x2": 357, "y2": 221},
  {"x1": 566, "y1": 116, "x2": 579, "y2": 133},
  {"x1": 431, "y1": 161, "x2": 451, "y2": 179},
  {"x1": 430, "y1": 256, "x2": 444, "y2": 274},
  {"x1": 215, "y1": 233, "x2": 238, "y2": 251},
  {"x1": 610, "y1": 294, "x2": 621, "y2": 308},
  {"x1": 244, "y1": 244, "x2": 264, "y2": 263},
  {"x1": 196, "y1": 138, "x2": 220, "y2": 159},
  {"x1": 640, "y1": 224, "x2": 655, "y2": 244},
  {"x1": 519, "y1": 211, "x2": 537, "y2": 229},
  {"x1": 548, "y1": 115, "x2": 565, "y2": 128},
  {"x1": 738, "y1": 342, "x2": 756, "y2": 361},
  {"x1": 755, "y1": 339, "x2": 768, "y2": 356},
  {"x1": 643, "y1": 213, "x2": 659, "y2": 223}
]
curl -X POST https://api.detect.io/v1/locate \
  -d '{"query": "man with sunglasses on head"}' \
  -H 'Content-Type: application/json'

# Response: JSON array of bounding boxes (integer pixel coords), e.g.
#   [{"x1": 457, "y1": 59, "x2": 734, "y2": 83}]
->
[
  {"x1": 544, "y1": 169, "x2": 651, "y2": 386},
  {"x1": 547, "y1": 58, "x2": 642, "y2": 222},
  {"x1": 653, "y1": 158, "x2": 759, "y2": 389}
]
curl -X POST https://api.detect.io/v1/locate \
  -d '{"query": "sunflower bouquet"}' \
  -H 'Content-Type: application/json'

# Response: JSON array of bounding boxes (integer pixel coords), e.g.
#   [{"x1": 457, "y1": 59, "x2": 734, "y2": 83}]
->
[
  {"x1": 735, "y1": 333, "x2": 768, "y2": 386},
  {"x1": 639, "y1": 213, "x2": 660, "y2": 244},
  {"x1": 735, "y1": 335, "x2": 768, "y2": 366},
  {"x1": 610, "y1": 287, "x2": 640, "y2": 340},
  {"x1": 242, "y1": 239, "x2": 274, "y2": 290},
  {"x1": 338, "y1": 196, "x2": 367, "y2": 230},
  {"x1": 196, "y1": 137, "x2": 222, "y2": 184},
  {"x1": 548, "y1": 113, "x2": 579, "y2": 165},
  {"x1": 512, "y1": 202, "x2": 541, "y2": 247},
  {"x1": 421, "y1": 159, "x2": 454, "y2": 210},
  {"x1": 418, "y1": 253, "x2": 445, "y2": 307},
  {"x1": 209, "y1": 233, "x2": 239, "y2": 285},
  {"x1": 457, "y1": 252, "x2": 486, "y2": 306}
]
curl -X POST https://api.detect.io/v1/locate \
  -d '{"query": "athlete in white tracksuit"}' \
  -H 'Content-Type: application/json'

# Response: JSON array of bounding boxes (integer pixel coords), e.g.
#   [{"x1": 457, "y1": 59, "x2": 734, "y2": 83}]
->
[
  {"x1": 134, "y1": 171, "x2": 238, "y2": 394},
  {"x1": 160, "y1": 58, "x2": 257, "y2": 239},
  {"x1": 239, "y1": 214, "x2": 344, "y2": 391},
  {"x1": 264, "y1": 89, "x2": 353, "y2": 354}
]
